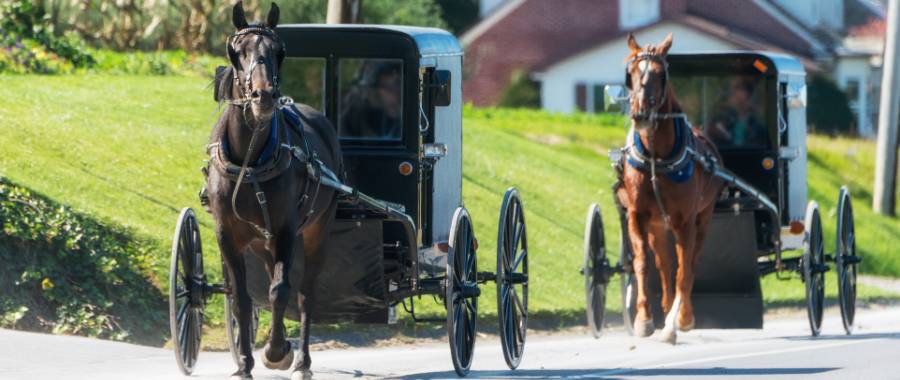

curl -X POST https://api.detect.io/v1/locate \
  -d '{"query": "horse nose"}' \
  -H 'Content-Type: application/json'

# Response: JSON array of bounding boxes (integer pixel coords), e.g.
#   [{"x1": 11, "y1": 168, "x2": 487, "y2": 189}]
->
[{"x1": 250, "y1": 87, "x2": 273, "y2": 99}]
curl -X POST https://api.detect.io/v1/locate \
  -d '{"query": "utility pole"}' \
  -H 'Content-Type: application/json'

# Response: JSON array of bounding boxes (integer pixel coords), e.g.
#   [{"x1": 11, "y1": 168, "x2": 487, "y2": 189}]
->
[
  {"x1": 873, "y1": 0, "x2": 900, "y2": 215},
  {"x1": 326, "y1": 0, "x2": 363, "y2": 24}
]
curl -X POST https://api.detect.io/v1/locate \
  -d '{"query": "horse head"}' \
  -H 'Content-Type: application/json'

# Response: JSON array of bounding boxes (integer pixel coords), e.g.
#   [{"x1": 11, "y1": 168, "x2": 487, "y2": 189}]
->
[
  {"x1": 227, "y1": 1, "x2": 284, "y2": 126},
  {"x1": 625, "y1": 33, "x2": 674, "y2": 129}
]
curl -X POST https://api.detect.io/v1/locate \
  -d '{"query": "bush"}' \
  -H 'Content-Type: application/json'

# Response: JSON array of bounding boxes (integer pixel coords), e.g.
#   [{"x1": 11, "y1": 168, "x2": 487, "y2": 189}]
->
[
  {"x1": 0, "y1": 177, "x2": 166, "y2": 344},
  {"x1": 0, "y1": 0, "x2": 94, "y2": 72},
  {"x1": 89, "y1": 49, "x2": 225, "y2": 77},
  {"x1": 498, "y1": 70, "x2": 541, "y2": 109},
  {"x1": 807, "y1": 75, "x2": 855, "y2": 135}
]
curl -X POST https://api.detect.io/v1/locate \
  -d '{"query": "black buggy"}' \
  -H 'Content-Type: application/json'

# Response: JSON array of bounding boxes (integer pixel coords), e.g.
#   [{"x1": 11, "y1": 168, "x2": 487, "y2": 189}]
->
[
  {"x1": 168, "y1": 25, "x2": 529, "y2": 377},
  {"x1": 584, "y1": 52, "x2": 860, "y2": 337}
]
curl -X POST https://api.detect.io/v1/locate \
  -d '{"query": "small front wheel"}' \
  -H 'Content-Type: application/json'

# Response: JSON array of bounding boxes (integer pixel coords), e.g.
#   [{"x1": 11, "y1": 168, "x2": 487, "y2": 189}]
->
[
  {"x1": 583, "y1": 204, "x2": 608, "y2": 338},
  {"x1": 803, "y1": 202, "x2": 825, "y2": 337},
  {"x1": 169, "y1": 208, "x2": 205, "y2": 375},
  {"x1": 497, "y1": 188, "x2": 528, "y2": 369}
]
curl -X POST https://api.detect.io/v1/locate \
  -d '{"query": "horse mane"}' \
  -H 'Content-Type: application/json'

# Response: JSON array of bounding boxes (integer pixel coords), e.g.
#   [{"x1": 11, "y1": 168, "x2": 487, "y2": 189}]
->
[{"x1": 214, "y1": 65, "x2": 235, "y2": 103}]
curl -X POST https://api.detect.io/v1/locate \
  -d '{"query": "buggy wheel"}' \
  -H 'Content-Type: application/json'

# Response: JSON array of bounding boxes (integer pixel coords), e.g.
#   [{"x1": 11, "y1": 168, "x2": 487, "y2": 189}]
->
[
  {"x1": 583, "y1": 204, "x2": 608, "y2": 338},
  {"x1": 618, "y1": 216, "x2": 638, "y2": 336},
  {"x1": 223, "y1": 262, "x2": 260, "y2": 367},
  {"x1": 169, "y1": 208, "x2": 205, "y2": 375},
  {"x1": 803, "y1": 202, "x2": 825, "y2": 337},
  {"x1": 497, "y1": 188, "x2": 528, "y2": 370},
  {"x1": 447, "y1": 207, "x2": 478, "y2": 377},
  {"x1": 836, "y1": 187, "x2": 859, "y2": 335}
]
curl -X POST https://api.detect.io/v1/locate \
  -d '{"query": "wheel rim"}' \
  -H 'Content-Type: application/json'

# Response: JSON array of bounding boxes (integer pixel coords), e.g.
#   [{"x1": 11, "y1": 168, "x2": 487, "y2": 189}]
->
[
  {"x1": 618, "y1": 217, "x2": 637, "y2": 336},
  {"x1": 837, "y1": 189, "x2": 857, "y2": 334},
  {"x1": 447, "y1": 208, "x2": 477, "y2": 376},
  {"x1": 583, "y1": 204, "x2": 606, "y2": 338},
  {"x1": 803, "y1": 203, "x2": 825, "y2": 337},
  {"x1": 170, "y1": 208, "x2": 203, "y2": 375},
  {"x1": 498, "y1": 189, "x2": 528, "y2": 369}
]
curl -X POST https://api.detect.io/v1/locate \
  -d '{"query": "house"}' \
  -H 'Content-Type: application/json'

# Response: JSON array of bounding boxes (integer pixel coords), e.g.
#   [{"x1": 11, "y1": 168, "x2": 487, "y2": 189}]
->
[{"x1": 461, "y1": 0, "x2": 886, "y2": 137}]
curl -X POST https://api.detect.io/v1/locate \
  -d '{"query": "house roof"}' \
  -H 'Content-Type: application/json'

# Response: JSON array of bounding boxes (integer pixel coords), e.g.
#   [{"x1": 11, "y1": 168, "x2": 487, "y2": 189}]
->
[{"x1": 461, "y1": 0, "x2": 833, "y2": 106}]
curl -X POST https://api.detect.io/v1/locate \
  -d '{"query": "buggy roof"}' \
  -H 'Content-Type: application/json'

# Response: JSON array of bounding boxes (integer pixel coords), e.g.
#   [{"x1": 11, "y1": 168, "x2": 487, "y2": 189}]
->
[
  {"x1": 277, "y1": 24, "x2": 463, "y2": 59},
  {"x1": 667, "y1": 51, "x2": 805, "y2": 77}
]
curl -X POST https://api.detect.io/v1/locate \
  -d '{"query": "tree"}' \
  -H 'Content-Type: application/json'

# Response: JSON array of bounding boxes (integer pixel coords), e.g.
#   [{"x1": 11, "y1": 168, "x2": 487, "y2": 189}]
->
[
  {"x1": 807, "y1": 75, "x2": 854, "y2": 135},
  {"x1": 498, "y1": 70, "x2": 541, "y2": 109}
]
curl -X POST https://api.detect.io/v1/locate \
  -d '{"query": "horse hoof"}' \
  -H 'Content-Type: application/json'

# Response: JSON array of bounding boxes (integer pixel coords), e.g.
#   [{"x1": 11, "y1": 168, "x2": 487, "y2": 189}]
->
[
  {"x1": 291, "y1": 369, "x2": 313, "y2": 380},
  {"x1": 230, "y1": 373, "x2": 253, "y2": 380},
  {"x1": 660, "y1": 329, "x2": 677, "y2": 345},
  {"x1": 262, "y1": 344, "x2": 294, "y2": 370},
  {"x1": 678, "y1": 318, "x2": 695, "y2": 332},
  {"x1": 633, "y1": 319, "x2": 655, "y2": 338}
]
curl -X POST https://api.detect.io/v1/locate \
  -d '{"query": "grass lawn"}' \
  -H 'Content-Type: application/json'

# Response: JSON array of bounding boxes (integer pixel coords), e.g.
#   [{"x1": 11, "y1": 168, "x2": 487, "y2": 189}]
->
[{"x1": 1, "y1": 74, "x2": 898, "y2": 346}]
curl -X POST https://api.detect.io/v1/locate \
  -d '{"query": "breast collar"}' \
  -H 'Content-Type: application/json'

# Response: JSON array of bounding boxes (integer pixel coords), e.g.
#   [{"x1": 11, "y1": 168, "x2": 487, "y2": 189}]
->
[
  {"x1": 625, "y1": 116, "x2": 695, "y2": 183},
  {"x1": 209, "y1": 108, "x2": 308, "y2": 184}
]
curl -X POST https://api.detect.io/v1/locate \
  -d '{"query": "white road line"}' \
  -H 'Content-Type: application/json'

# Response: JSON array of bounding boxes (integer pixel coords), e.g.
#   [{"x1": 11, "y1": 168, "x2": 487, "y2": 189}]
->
[{"x1": 574, "y1": 337, "x2": 877, "y2": 378}]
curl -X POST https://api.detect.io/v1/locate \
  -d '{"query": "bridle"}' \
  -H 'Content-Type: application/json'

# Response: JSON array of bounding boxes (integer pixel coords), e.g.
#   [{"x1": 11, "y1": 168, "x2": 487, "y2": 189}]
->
[
  {"x1": 226, "y1": 26, "x2": 286, "y2": 111},
  {"x1": 626, "y1": 52, "x2": 686, "y2": 127}
]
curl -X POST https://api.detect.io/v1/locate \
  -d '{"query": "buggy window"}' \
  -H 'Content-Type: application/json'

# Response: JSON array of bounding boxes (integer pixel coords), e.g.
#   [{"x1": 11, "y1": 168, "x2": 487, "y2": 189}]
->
[
  {"x1": 279, "y1": 57, "x2": 326, "y2": 112},
  {"x1": 672, "y1": 74, "x2": 769, "y2": 149},
  {"x1": 338, "y1": 58, "x2": 404, "y2": 142}
]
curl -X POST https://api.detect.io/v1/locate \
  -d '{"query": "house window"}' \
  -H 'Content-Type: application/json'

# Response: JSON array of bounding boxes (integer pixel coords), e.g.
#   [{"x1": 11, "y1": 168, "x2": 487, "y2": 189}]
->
[
  {"x1": 845, "y1": 78, "x2": 860, "y2": 103},
  {"x1": 619, "y1": 0, "x2": 660, "y2": 30},
  {"x1": 575, "y1": 82, "x2": 609, "y2": 113}
]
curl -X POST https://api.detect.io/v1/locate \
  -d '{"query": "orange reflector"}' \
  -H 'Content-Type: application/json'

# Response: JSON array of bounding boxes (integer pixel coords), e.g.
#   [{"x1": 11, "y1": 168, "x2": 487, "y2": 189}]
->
[
  {"x1": 753, "y1": 59, "x2": 768, "y2": 73},
  {"x1": 762, "y1": 157, "x2": 775, "y2": 171},
  {"x1": 789, "y1": 220, "x2": 804, "y2": 234},
  {"x1": 398, "y1": 161, "x2": 414, "y2": 176}
]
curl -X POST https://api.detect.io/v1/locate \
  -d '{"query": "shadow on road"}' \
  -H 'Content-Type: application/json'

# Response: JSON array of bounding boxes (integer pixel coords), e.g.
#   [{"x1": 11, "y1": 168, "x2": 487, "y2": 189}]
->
[
  {"x1": 387, "y1": 366, "x2": 839, "y2": 379},
  {"x1": 782, "y1": 331, "x2": 900, "y2": 342}
]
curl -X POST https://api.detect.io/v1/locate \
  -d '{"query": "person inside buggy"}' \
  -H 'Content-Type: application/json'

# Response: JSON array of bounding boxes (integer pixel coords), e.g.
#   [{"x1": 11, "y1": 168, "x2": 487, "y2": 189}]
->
[
  {"x1": 706, "y1": 76, "x2": 767, "y2": 148},
  {"x1": 339, "y1": 59, "x2": 403, "y2": 141}
]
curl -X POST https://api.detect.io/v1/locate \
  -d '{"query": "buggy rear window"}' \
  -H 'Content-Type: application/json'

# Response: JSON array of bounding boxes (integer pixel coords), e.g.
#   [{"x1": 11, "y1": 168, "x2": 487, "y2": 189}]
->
[{"x1": 338, "y1": 58, "x2": 404, "y2": 142}]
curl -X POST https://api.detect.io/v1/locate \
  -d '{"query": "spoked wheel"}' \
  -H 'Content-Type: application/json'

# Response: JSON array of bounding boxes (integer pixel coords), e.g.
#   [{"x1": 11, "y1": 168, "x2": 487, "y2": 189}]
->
[
  {"x1": 447, "y1": 207, "x2": 478, "y2": 377},
  {"x1": 223, "y1": 262, "x2": 260, "y2": 367},
  {"x1": 169, "y1": 208, "x2": 205, "y2": 375},
  {"x1": 618, "y1": 216, "x2": 638, "y2": 336},
  {"x1": 803, "y1": 201, "x2": 826, "y2": 337},
  {"x1": 836, "y1": 187, "x2": 859, "y2": 335},
  {"x1": 583, "y1": 204, "x2": 608, "y2": 338},
  {"x1": 497, "y1": 188, "x2": 528, "y2": 370}
]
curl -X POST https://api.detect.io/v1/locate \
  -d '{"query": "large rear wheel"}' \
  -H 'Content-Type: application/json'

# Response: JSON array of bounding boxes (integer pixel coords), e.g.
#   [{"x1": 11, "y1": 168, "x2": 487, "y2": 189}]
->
[
  {"x1": 224, "y1": 261, "x2": 260, "y2": 367},
  {"x1": 618, "y1": 216, "x2": 638, "y2": 336},
  {"x1": 169, "y1": 208, "x2": 205, "y2": 375},
  {"x1": 497, "y1": 188, "x2": 528, "y2": 370},
  {"x1": 583, "y1": 204, "x2": 608, "y2": 338},
  {"x1": 803, "y1": 201, "x2": 825, "y2": 337},
  {"x1": 447, "y1": 207, "x2": 478, "y2": 377},
  {"x1": 836, "y1": 187, "x2": 859, "y2": 335}
]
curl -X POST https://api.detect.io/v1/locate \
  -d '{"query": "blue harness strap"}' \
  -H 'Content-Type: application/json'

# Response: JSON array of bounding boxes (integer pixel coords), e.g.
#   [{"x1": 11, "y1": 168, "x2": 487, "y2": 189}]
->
[{"x1": 627, "y1": 117, "x2": 694, "y2": 183}]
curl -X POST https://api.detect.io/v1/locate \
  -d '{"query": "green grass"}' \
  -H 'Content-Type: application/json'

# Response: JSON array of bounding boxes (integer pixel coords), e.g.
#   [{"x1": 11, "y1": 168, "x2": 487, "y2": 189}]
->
[{"x1": 0, "y1": 74, "x2": 898, "y2": 346}]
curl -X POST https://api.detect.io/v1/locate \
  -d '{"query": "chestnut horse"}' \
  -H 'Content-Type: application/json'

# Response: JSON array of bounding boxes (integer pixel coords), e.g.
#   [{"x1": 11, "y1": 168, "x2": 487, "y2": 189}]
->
[
  {"x1": 615, "y1": 33, "x2": 724, "y2": 344},
  {"x1": 206, "y1": 2, "x2": 341, "y2": 379}
]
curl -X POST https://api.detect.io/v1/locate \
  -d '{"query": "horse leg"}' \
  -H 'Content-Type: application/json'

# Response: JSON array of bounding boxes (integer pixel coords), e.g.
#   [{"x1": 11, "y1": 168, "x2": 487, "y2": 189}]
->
[
  {"x1": 219, "y1": 230, "x2": 255, "y2": 380},
  {"x1": 261, "y1": 229, "x2": 297, "y2": 370},
  {"x1": 681, "y1": 206, "x2": 713, "y2": 331},
  {"x1": 648, "y1": 224, "x2": 675, "y2": 315},
  {"x1": 627, "y1": 210, "x2": 655, "y2": 337},
  {"x1": 661, "y1": 220, "x2": 698, "y2": 344},
  {"x1": 290, "y1": 283, "x2": 314, "y2": 380}
]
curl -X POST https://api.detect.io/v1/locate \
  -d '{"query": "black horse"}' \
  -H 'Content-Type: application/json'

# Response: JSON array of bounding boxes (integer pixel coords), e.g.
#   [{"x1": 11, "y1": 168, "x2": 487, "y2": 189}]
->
[{"x1": 206, "y1": 2, "x2": 342, "y2": 379}]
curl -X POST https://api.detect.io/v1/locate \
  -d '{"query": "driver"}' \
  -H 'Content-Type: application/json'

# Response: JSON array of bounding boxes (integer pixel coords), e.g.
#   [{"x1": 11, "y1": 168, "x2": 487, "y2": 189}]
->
[
  {"x1": 340, "y1": 61, "x2": 403, "y2": 140},
  {"x1": 708, "y1": 77, "x2": 765, "y2": 147}
]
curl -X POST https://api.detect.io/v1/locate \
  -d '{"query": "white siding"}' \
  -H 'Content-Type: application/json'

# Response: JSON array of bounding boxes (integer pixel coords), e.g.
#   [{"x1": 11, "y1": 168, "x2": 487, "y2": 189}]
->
[
  {"x1": 537, "y1": 23, "x2": 737, "y2": 114},
  {"x1": 619, "y1": 0, "x2": 660, "y2": 30},
  {"x1": 834, "y1": 56, "x2": 875, "y2": 137}
]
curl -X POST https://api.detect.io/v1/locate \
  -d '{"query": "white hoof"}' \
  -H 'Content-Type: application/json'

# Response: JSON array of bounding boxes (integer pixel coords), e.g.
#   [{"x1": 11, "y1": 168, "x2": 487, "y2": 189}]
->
[
  {"x1": 633, "y1": 319, "x2": 655, "y2": 337},
  {"x1": 291, "y1": 369, "x2": 313, "y2": 380},
  {"x1": 660, "y1": 328, "x2": 677, "y2": 345},
  {"x1": 262, "y1": 347, "x2": 294, "y2": 370}
]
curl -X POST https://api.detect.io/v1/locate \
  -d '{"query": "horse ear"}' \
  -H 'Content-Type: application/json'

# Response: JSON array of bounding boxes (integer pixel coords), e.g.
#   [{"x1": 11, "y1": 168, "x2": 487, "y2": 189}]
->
[
  {"x1": 267, "y1": 2, "x2": 280, "y2": 29},
  {"x1": 658, "y1": 33, "x2": 673, "y2": 56},
  {"x1": 233, "y1": 1, "x2": 249, "y2": 30},
  {"x1": 627, "y1": 33, "x2": 641, "y2": 53}
]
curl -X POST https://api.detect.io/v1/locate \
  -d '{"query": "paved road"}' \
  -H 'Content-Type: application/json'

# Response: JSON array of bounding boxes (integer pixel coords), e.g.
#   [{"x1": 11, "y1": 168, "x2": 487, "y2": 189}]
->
[{"x1": 2, "y1": 306, "x2": 899, "y2": 380}]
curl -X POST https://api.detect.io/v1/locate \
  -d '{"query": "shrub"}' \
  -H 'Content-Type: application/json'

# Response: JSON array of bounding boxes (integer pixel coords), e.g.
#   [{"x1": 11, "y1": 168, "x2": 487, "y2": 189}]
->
[
  {"x1": 0, "y1": 0, "x2": 94, "y2": 71},
  {"x1": 498, "y1": 70, "x2": 541, "y2": 109},
  {"x1": 0, "y1": 177, "x2": 166, "y2": 344},
  {"x1": 807, "y1": 75, "x2": 855, "y2": 135}
]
